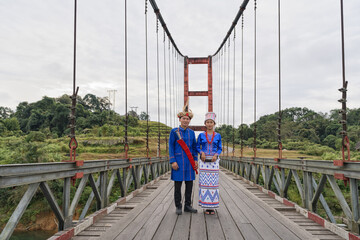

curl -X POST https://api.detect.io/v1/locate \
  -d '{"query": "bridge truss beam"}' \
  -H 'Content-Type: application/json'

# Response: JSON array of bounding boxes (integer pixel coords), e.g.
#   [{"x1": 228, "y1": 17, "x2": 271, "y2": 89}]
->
[
  {"x1": 221, "y1": 157, "x2": 360, "y2": 235},
  {"x1": 0, "y1": 157, "x2": 170, "y2": 240}
]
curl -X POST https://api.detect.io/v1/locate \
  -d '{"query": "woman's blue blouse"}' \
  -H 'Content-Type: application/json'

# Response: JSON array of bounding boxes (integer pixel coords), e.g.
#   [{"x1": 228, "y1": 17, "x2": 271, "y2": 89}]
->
[{"x1": 196, "y1": 132, "x2": 222, "y2": 156}]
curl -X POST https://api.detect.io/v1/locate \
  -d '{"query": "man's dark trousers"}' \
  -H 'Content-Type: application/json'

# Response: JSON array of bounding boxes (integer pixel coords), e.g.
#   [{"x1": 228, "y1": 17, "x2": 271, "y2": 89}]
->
[{"x1": 174, "y1": 181, "x2": 193, "y2": 208}]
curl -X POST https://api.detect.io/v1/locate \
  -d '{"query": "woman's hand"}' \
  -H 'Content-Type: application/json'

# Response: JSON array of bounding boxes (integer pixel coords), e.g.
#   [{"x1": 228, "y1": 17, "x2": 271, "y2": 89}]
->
[
  {"x1": 211, "y1": 154, "x2": 218, "y2": 162},
  {"x1": 201, "y1": 152, "x2": 206, "y2": 162},
  {"x1": 171, "y1": 162, "x2": 179, "y2": 170}
]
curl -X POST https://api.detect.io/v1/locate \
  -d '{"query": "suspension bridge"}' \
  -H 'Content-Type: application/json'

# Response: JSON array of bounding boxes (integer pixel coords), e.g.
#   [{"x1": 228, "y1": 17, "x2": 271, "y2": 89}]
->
[{"x1": 0, "y1": 0, "x2": 359, "y2": 239}]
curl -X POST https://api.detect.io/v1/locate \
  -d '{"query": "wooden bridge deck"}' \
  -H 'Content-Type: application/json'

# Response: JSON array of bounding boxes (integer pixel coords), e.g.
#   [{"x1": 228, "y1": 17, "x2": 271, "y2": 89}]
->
[{"x1": 71, "y1": 169, "x2": 344, "y2": 240}]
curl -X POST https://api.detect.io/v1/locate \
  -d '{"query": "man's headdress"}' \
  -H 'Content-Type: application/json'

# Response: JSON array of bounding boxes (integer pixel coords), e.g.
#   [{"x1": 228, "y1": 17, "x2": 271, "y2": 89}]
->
[{"x1": 177, "y1": 100, "x2": 193, "y2": 119}]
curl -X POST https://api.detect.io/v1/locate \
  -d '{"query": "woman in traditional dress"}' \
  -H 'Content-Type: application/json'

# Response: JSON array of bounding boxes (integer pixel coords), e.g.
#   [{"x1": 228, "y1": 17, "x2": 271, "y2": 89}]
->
[{"x1": 196, "y1": 112, "x2": 222, "y2": 215}]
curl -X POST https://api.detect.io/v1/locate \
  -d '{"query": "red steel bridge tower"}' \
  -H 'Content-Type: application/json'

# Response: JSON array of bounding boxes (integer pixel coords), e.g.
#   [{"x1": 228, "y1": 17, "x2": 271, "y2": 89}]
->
[{"x1": 184, "y1": 56, "x2": 212, "y2": 131}]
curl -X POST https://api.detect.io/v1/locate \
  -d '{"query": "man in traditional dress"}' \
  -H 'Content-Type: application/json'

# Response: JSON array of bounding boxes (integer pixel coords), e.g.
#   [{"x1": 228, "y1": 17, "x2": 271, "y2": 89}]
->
[
  {"x1": 196, "y1": 112, "x2": 222, "y2": 215},
  {"x1": 169, "y1": 102, "x2": 198, "y2": 215}
]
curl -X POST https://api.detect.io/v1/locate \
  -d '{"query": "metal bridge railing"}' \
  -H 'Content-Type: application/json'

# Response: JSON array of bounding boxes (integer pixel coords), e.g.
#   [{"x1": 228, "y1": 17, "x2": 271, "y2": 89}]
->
[
  {"x1": 0, "y1": 157, "x2": 170, "y2": 240},
  {"x1": 220, "y1": 156, "x2": 360, "y2": 234}
]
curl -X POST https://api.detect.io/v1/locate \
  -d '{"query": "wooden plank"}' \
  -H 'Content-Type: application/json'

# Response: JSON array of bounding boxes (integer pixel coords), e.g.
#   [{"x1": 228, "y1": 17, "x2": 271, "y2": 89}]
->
[
  {"x1": 303, "y1": 225, "x2": 329, "y2": 230},
  {"x1": 221, "y1": 176, "x2": 285, "y2": 240},
  {"x1": 221, "y1": 171, "x2": 315, "y2": 240},
  {"x1": 299, "y1": 222, "x2": 324, "y2": 226},
  {"x1": 152, "y1": 182, "x2": 181, "y2": 240},
  {"x1": 91, "y1": 223, "x2": 112, "y2": 227},
  {"x1": 312, "y1": 235, "x2": 344, "y2": 239},
  {"x1": 99, "y1": 175, "x2": 172, "y2": 239},
  {"x1": 219, "y1": 185, "x2": 262, "y2": 239},
  {"x1": 72, "y1": 236, "x2": 99, "y2": 240},
  {"x1": 132, "y1": 183, "x2": 174, "y2": 240},
  {"x1": 189, "y1": 178, "x2": 207, "y2": 240},
  {"x1": 204, "y1": 211, "x2": 226, "y2": 240},
  {"x1": 171, "y1": 182, "x2": 192, "y2": 240},
  {"x1": 280, "y1": 212, "x2": 302, "y2": 216},
  {"x1": 310, "y1": 230, "x2": 339, "y2": 235},
  {"x1": 97, "y1": 220, "x2": 118, "y2": 223},
  {"x1": 114, "y1": 182, "x2": 173, "y2": 239},
  {"x1": 76, "y1": 231, "x2": 101, "y2": 236},
  {"x1": 292, "y1": 219, "x2": 316, "y2": 223},
  {"x1": 86, "y1": 226, "x2": 110, "y2": 231},
  {"x1": 152, "y1": 203, "x2": 178, "y2": 239},
  {"x1": 216, "y1": 198, "x2": 244, "y2": 240}
]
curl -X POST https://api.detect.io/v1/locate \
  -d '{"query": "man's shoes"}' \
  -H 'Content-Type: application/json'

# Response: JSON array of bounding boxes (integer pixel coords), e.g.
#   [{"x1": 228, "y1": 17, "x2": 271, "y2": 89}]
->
[
  {"x1": 184, "y1": 205, "x2": 198, "y2": 213},
  {"x1": 176, "y1": 206, "x2": 182, "y2": 215}
]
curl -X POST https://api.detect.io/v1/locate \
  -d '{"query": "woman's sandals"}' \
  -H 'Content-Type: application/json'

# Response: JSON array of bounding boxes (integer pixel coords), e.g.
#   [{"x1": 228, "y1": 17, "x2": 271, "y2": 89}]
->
[{"x1": 205, "y1": 209, "x2": 215, "y2": 215}]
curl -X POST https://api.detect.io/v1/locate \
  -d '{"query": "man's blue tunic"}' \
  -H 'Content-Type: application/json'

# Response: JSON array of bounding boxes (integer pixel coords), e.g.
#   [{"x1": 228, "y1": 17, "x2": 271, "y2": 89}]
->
[{"x1": 169, "y1": 126, "x2": 198, "y2": 181}]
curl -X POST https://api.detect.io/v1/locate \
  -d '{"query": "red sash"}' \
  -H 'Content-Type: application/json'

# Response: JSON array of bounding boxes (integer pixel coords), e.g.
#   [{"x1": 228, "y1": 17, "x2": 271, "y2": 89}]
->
[{"x1": 176, "y1": 129, "x2": 198, "y2": 174}]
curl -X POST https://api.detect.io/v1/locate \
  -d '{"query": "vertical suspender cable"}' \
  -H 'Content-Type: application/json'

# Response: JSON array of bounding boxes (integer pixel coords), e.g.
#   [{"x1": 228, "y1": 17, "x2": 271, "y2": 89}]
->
[
  {"x1": 227, "y1": 39, "x2": 231, "y2": 126},
  {"x1": 168, "y1": 39, "x2": 172, "y2": 127},
  {"x1": 223, "y1": 44, "x2": 226, "y2": 128},
  {"x1": 124, "y1": 0, "x2": 131, "y2": 159},
  {"x1": 174, "y1": 50, "x2": 178, "y2": 118},
  {"x1": 277, "y1": 0, "x2": 282, "y2": 159},
  {"x1": 145, "y1": 0, "x2": 149, "y2": 158},
  {"x1": 72, "y1": 0, "x2": 77, "y2": 96},
  {"x1": 240, "y1": 15, "x2": 244, "y2": 157},
  {"x1": 339, "y1": 0, "x2": 349, "y2": 162},
  {"x1": 163, "y1": 30, "x2": 168, "y2": 154},
  {"x1": 124, "y1": 0, "x2": 129, "y2": 158},
  {"x1": 218, "y1": 54, "x2": 221, "y2": 124},
  {"x1": 227, "y1": 38, "x2": 230, "y2": 157},
  {"x1": 172, "y1": 46, "x2": 176, "y2": 126},
  {"x1": 69, "y1": 0, "x2": 79, "y2": 162},
  {"x1": 253, "y1": 0, "x2": 257, "y2": 158},
  {"x1": 232, "y1": 29, "x2": 236, "y2": 157},
  {"x1": 220, "y1": 49, "x2": 223, "y2": 125},
  {"x1": 156, "y1": 17, "x2": 161, "y2": 157}
]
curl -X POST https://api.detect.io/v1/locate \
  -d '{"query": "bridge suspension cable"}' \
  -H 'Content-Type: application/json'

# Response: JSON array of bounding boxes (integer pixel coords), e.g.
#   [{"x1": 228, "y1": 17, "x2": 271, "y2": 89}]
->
[
  {"x1": 253, "y1": 0, "x2": 257, "y2": 158},
  {"x1": 156, "y1": 17, "x2": 161, "y2": 157},
  {"x1": 212, "y1": 0, "x2": 250, "y2": 56},
  {"x1": 124, "y1": 0, "x2": 129, "y2": 158},
  {"x1": 223, "y1": 44, "x2": 226, "y2": 129},
  {"x1": 168, "y1": 39, "x2": 173, "y2": 128},
  {"x1": 145, "y1": 0, "x2": 150, "y2": 158},
  {"x1": 163, "y1": 29, "x2": 168, "y2": 153},
  {"x1": 232, "y1": 29, "x2": 236, "y2": 157},
  {"x1": 339, "y1": 0, "x2": 350, "y2": 163},
  {"x1": 226, "y1": 38, "x2": 230, "y2": 157},
  {"x1": 278, "y1": 0, "x2": 283, "y2": 159},
  {"x1": 68, "y1": 0, "x2": 79, "y2": 163},
  {"x1": 240, "y1": 14, "x2": 244, "y2": 158}
]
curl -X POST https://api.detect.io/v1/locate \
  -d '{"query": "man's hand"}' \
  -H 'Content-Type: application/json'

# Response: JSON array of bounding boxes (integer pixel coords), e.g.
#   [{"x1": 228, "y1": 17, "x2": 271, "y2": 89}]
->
[
  {"x1": 195, "y1": 161, "x2": 198, "y2": 169},
  {"x1": 171, "y1": 162, "x2": 179, "y2": 170},
  {"x1": 201, "y1": 152, "x2": 206, "y2": 161},
  {"x1": 212, "y1": 154, "x2": 218, "y2": 162}
]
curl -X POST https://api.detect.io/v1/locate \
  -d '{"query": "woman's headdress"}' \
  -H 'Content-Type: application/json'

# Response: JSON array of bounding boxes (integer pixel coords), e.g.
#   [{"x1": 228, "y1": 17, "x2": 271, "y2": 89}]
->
[{"x1": 204, "y1": 112, "x2": 216, "y2": 124}]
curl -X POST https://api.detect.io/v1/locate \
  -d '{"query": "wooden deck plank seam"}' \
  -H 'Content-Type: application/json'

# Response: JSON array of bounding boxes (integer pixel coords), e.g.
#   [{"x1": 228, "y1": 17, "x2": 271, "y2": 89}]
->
[
  {"x1": 220, "y1": 171, "x2": 308, "y2": 240},
  {"x1": 228, "y1": 170, "x2": 360, "y2": 240},
  {"x1": 47, "y1": 172, "x2": 170, "y2": 240}
]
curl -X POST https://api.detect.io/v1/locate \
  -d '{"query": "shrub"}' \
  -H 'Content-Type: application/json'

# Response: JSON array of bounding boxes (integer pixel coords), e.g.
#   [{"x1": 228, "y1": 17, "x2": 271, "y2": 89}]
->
[{"x1": 25, "y1": 131, "x2": 46, "y2": 142}]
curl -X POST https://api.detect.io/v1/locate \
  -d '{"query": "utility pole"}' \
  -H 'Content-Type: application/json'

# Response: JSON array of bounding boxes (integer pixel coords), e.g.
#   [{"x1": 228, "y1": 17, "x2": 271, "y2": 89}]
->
[{"x1": 107, "y1": 90, "x2": 117, "y2": 111}]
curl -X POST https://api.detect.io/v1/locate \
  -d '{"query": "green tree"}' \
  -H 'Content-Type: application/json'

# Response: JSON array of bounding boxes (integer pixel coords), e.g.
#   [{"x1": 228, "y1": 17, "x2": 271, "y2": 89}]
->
[
  {"x1": 51, "y1": 104, "x2": 70, "y2": 136},
  {"x1": 3, "y1": 118, "x2": 20, "y2": 131},
  {"x1": 139, "y1": 111, "x2": 150, "y2": 120},
  {"x1": 0, "y1": 106, "x2": 13, "y2": 119},
  {"x1": 322, "y1": 134, "x2": 338, "y2": 149}
]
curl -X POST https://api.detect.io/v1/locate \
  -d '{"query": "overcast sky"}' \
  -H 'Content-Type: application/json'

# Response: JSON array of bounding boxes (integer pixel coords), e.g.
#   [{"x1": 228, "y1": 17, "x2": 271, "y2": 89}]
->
[{"x1": 0, "y1": 0, "x2": 359, "y2": 128}]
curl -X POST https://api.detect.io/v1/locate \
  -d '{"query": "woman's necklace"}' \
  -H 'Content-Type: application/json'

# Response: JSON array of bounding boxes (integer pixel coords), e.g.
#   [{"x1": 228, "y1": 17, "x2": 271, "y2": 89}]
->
[{"x1": 205, "y1": 131, "x2": 215, "y2": 144}]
